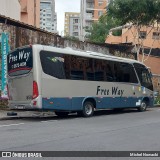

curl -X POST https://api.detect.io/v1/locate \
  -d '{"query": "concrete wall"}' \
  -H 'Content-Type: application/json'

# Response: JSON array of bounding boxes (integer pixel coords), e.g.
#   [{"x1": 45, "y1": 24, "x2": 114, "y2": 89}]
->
[
  {"x1": 64, "y1": 39, "x2": 109, "y2": 54},
  {"x1": 0, "y1": 22, "x2": 109, "y2": 55},
  {"x1": 139, "y1": 54, "x2": 160, "y2": 75},
  {"x1": 0, "y1": 0, "x2": 20, "y2": 20}
]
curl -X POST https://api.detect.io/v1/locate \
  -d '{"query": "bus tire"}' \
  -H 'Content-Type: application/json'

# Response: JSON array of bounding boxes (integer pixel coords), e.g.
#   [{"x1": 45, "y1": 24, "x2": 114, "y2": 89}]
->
[
  {"x1": 82, "y1": 101, "x2": 94, "y2": 117},
  {"x1": 137, "y1": 101, "x2": 148, "y2": 112},
  {"x1": 55, "y1": 111, "x2": 69, "y2": 117}
]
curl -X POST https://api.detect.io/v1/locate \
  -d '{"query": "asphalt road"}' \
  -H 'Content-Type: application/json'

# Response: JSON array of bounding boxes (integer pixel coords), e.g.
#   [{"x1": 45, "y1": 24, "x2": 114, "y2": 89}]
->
[{"x1": 0, "y1": 108, "x2": 160, "y2": 160}]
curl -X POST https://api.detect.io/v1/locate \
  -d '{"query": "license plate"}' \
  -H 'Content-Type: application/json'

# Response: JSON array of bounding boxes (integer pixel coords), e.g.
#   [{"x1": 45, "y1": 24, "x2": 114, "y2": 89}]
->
[{"x1": 16, "y1": 105, "x2": 25, "y2": 109}]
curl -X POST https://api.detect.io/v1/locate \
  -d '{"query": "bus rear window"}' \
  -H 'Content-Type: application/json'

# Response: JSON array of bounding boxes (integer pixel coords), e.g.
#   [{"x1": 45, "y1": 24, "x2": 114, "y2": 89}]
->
[{"x1": 7, "y1": 47, "x2": 33, "y2": 76}]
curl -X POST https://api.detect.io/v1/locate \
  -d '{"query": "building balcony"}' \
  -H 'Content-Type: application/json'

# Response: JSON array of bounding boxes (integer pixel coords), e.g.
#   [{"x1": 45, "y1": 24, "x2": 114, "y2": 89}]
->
[
  {"x1": 85, "y1": 14, "x2": 94, "y2": 20},
  {"x1": 86, "y1": 3, "x2": 94, "y2": 10},
  {"x1": 73, "y1": 28, "x2": 79, "y2": 32}
]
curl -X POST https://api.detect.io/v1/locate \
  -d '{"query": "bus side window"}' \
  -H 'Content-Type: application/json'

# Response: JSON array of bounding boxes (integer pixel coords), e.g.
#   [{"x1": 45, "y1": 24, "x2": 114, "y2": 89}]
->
[
  {"x1": 123, "y1": 73, "x2": 130, "y2": 82},
  {"x1": 69, "y1": 56, "x2": 85, "y2": 80},
  {"x1": 113, "y1": 62, "x2": 122, "y2": 82},
  {"x1": 64, "y1": 55, "x2": 71, "y2": 79},
  {"x1": 94, "y1": 60, "x2": 105, "y2": 81},
  {"x1": 86, "y1": 59, "x2": 94, "y2": 81},
  {"x1": 105, "y1": 63, "x2": 114, "y2": 82},
  {"x1": 70, "y1": 71, "x2": 84, "y2": 80}
]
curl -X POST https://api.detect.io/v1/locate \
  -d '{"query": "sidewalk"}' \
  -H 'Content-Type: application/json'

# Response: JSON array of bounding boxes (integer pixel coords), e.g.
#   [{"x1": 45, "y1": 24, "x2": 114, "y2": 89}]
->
[{"x1": 0, "y1": 109, "x2": 56, "y2": 120}]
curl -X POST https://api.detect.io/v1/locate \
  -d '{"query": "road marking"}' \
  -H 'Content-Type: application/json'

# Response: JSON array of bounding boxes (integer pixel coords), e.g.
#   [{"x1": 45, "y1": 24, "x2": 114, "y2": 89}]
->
[
  {"x1": 0, "y1": 123, "x2": 25, "y2": 128},
  {"x1": 41, "y1": 120, "x2": 58, "y2": 123}
]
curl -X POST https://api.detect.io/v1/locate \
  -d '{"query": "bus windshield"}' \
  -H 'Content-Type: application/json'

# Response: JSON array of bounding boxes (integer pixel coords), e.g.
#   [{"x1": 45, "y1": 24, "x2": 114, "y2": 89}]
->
[
  {"x1": 134, "y1": 63, "x2": 153, "y2": 91},
  {"x1": 7, "y1": 47, "x2": 33, "y2": 76}
]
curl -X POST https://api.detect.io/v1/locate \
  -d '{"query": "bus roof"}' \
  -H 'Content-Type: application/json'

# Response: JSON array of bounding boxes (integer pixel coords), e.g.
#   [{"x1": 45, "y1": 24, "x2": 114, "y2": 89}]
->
[
  {"x1": 13, "y1": 44, "x2": 143, "y2": 65},
  {"x1": 34, "y1": 44, "x2": 142, "y2": 65}
]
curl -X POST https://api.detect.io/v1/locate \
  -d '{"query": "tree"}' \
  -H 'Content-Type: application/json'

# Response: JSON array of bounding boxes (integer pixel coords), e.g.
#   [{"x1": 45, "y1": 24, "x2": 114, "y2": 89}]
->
[
  {"x1": 64, "y1": 35, "x2": 79, "y2": 41},
  {"x1": 108, "y1": 0, "x2": 159, "y2": 26},
  {"x1": 86, "y1": 14, "x2": 122, "y2": 43},
  {"x1": 107, "y1": 0, "x2": 160, "y2": 61}
]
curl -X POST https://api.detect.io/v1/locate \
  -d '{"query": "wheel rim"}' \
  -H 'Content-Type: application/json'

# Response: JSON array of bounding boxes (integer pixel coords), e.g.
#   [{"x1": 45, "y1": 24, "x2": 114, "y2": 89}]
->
[
  {"x1": 85, "y1": 104, "x2": 93, "y2": 115},
  {"x1": 141, "y1": 102, "x2": 147, "y2": 110}
]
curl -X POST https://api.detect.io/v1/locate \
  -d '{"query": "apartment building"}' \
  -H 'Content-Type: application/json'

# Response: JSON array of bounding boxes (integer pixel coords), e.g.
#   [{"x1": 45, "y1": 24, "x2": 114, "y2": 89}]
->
[
  {"x1": 106, "y1": 25, "x2": 160, "y2": 48},
  {"x1": 105, "y1": 25, "x2": 160, "y2": 75},
  {"x1": 80, "y1": 0, "x2": 108, "y2": 41},
  {"x1": 40, "y1": 0, "x2": 57, "y2": 33},
  {"x1": 64, "y1": 12, "x2": 80, "y2": 39},
  {"x1": 20, "y1": 0, "x2": 40, "y2": 27},
  {"x1": 0, "y1": 0, "x2": 20, "y2": 20}
]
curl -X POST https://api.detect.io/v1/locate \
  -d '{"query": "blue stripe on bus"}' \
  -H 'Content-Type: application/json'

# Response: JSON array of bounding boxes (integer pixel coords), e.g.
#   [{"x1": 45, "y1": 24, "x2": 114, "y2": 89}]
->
[{"x1": 42, "y1": 97, "x2": 154, "y2": 111}]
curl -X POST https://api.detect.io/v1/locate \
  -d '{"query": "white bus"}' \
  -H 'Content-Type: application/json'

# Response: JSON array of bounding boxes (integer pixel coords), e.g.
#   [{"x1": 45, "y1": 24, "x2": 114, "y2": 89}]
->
[{"x1": 7, "y1": 44, "x2": 154, "y2": 117}]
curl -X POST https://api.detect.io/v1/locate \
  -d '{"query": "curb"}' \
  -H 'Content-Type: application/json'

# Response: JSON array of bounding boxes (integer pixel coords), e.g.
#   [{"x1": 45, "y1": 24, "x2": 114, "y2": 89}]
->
[
  {"x1": 0, "y1": 110, "x2": 56, "y2": 120},
  {"x1": 0, "y1": 116, "x2": 23, "y2": 120},
  {"x1": 0, "y1": 115, "x2": 56, "y2": 120},
  {"x1": 154, "y1": 105, "x2": 160, "y2": 107}
]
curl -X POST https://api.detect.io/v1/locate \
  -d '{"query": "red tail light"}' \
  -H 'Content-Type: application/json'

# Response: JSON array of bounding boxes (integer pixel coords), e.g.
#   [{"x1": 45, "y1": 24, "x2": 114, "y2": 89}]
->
[{"x1": 32, "y1": 81, "x2": 39, "y2": 99}]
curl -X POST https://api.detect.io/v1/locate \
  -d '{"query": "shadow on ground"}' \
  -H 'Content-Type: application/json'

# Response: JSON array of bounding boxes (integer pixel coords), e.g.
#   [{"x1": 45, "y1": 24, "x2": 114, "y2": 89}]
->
[{"x1": 15, "y1": 108, "x2": 152, "y2": 122}]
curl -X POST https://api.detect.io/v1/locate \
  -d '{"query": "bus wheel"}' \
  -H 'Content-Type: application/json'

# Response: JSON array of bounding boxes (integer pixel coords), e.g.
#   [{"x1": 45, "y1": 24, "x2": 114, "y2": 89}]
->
[
  {"x1": 137, "y1": 101, "x2": 147, "y2": 112},
  {"x1": 82, "y1": 101, "x2": 94, "y2": 117},
  {"x1": 55, "y1": 111, "x2": 69, "y2": 117}
]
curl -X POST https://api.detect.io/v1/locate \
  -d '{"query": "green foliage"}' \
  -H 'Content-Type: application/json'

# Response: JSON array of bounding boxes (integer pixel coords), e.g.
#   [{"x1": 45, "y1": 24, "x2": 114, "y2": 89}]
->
[
  {"x1": 86, "y1": 14, "x2": 122, "y2": 43},
  {"x1": 86, "y1": 17, "x2": 108, "y2": 43},
  {"x1": 86, "y1": 0, "x2": 160, "y2": 43},
  {"x1": 154, "y1": 96, "x2": 160, "y2": 105},
  {"x1": 64, "y1": 36, "x2": 79, "y2": 41},
  {"x1": 107, "y1": 0, "x2": 160, "y2": 26}
]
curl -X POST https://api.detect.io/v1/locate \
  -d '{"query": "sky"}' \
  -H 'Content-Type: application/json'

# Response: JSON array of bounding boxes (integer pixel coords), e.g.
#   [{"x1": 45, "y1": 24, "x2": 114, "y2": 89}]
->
[{"x1": 55, "y1": 0, "x2": 80, "y2": 35}]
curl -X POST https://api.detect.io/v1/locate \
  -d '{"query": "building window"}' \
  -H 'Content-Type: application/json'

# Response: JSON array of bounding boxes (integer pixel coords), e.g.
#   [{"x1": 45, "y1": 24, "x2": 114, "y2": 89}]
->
[
  {"x1": 73, "y1": 32, "x2": 78, "y2": 36},
  {"x1": 73, "y1": 26, "x2": 79, "y2": 30},
  {"x1": 74, "y1": 19, "x2": 79, "y2": 24},
  {"x1": 152, "y1": 32, "x2": 160, "y2": 40},
  {"x1": 98, "y1": 1, "x2": 103, "y2": 6},
  {"x1": 139, "y1": 31, "x2": 147, "y2": 39}
]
